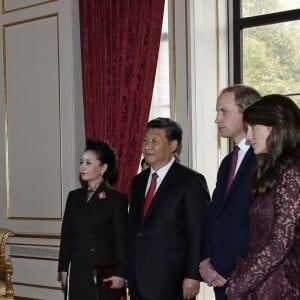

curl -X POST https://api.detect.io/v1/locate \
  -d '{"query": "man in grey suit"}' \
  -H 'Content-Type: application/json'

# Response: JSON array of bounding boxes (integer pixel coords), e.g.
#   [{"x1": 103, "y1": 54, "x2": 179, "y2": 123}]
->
[{"x1": 128, "y1": 117, "x2": 210, "y2": 300}]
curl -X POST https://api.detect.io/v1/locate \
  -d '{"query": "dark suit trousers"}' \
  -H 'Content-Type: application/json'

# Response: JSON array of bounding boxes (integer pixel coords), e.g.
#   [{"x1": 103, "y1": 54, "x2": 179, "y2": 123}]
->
[
  {"x1": 98, "y1": 287, "x2": 124, "y2": 300},
  {"x1": 214, "y1": 285, "x2": 228, "y2": 300},
  {"x1": 129, "y1": 287, "x2": 195, "y2": 300},
  {"x1": 130, "y1": 295, "x2": 195, "y2": 300}
]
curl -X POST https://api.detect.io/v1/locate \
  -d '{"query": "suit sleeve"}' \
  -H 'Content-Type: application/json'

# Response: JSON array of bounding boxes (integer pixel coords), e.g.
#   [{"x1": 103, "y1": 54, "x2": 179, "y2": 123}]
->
[
  {"x1": 202, "y1": 166, "x2": 223, "y2": 260},
  {"x1": 202, "y1": 157, "x2": 228, "y2": 261},
  {"x1": 113, "y1": 192, "x2": 129, "y2": 278},
  {"x1": 58, "y1": 192, "x2": 73, "y2": 272},
  {"x1": 184, "y1": 173, "x2": 211, "y2": 279}
]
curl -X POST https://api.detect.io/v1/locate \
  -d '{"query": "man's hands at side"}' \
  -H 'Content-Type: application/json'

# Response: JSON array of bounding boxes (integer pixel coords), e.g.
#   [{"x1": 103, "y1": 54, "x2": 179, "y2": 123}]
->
[
  {"x1": 199, "y1": 258, "x2": 227, "y2": 287},
  {"x1": 182, "y1": 278, "x2": 200, "y2": 299}
]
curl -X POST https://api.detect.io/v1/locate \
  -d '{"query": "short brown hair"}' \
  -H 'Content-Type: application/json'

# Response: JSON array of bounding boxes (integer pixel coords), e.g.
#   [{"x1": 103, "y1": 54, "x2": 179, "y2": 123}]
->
[{"x1": 219, "y1": 84, "x2": 261, "y2": 112}]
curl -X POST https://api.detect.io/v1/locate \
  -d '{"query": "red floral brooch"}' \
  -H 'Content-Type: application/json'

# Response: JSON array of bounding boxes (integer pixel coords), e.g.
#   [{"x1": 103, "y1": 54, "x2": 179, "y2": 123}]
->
[{"x1": 98, "y1": 191, "x2": 107, "y2": 199}]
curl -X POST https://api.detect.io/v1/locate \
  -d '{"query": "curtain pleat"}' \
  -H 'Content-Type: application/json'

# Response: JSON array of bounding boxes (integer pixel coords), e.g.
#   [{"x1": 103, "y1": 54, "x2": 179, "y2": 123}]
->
[{"x1": 79, "y1": 0, "x2": 165, "y2": 194}]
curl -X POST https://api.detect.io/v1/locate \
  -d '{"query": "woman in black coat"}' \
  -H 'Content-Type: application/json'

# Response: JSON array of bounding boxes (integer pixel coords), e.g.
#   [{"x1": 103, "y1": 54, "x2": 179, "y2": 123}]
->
[{"x1": 58, "y1": 139, "x2": 128, "y2": 300}]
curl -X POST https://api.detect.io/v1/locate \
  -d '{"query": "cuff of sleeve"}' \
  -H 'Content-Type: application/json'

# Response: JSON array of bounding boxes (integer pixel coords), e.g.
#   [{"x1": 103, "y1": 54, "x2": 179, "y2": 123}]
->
[{"x1": 208, "y1": 262, "x2": 215, "y2": 271}]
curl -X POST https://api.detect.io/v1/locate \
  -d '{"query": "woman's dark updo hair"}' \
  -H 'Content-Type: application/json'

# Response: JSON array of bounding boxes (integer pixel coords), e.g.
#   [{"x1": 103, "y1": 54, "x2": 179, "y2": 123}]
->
[{"x1": 85, "y1": 139, "x2": 118, "y2": 184}]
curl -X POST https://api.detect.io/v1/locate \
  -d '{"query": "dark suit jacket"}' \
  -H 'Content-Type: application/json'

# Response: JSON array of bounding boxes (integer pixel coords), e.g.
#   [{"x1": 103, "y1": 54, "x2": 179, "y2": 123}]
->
[
  {"x1": 58, "y1": 181, "x2": 128, "y2": 300},
  {"x1": 128, "y1": 161, "x2": 211, "y2": 300},
  {"x1": 202, "y1": 148, "x2": 255, "y2": 278}
]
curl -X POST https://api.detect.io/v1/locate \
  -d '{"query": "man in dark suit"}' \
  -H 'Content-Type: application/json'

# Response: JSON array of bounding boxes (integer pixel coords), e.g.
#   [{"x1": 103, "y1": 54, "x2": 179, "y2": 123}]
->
[
  {"x1": 128, "y1": 118, "x2": 211, "y2": 300},
  {"x1": 199, "y1": 85, "x2": 261, "y2": 300}
]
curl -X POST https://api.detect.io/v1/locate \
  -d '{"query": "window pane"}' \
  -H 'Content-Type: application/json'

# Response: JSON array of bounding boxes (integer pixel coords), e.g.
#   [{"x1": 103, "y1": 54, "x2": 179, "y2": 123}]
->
[
  {"x1": 241, "y1": 0, "x2": 300, "y2": 17},
  {"x1": 242, "y1": 20, "x2": 300, "y2": 96},
  {"x1": 150, "y1": 0, "x2": 170, "y2": 119}
]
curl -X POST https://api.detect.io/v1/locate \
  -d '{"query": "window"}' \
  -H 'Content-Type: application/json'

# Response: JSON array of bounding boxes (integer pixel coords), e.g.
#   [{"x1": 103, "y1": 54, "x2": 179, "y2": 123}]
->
[
  {"x1": 139, "y1": 0, "x2": 170, "y2": 171},
  {"x1": 149, "y1": 0, "x2": 170, "y2": 119},
  {"x1": 232, "y1": 0, "x2": 300, "y2": 106}
]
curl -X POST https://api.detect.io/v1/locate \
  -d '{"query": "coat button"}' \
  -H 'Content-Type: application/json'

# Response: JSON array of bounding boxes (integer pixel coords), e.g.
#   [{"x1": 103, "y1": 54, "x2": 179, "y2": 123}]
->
[{"x1": 137, "y1": 232, "x2": 143, "y2": 237}]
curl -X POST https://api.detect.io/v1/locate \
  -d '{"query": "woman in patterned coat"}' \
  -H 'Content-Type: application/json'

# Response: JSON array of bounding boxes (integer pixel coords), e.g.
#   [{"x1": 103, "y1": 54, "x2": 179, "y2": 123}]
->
[{"x1": 227, "y1": 94, "x2": 300, "y2": 299}]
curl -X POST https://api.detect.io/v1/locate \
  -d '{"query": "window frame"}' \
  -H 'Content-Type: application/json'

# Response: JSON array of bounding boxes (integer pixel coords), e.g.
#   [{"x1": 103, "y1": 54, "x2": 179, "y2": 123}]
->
[{"x1": 232, "y1": 0, "x2": 300, "y2": 87}]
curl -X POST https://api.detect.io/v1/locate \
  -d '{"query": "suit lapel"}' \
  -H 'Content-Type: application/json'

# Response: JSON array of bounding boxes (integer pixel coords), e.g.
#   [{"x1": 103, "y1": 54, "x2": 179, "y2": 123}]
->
[
  {"x1": 88, "y1": 181, "x2": 111, "y2": 205},
  {"x1": 223, "y1": 148, "x2": 254, "y2": 202},
  {"x1": 229, "y1": 149, "x2": 253, "y2": 193},
  {"x1": 133, "y1": 170, "x2": 150, "y2": 220}
]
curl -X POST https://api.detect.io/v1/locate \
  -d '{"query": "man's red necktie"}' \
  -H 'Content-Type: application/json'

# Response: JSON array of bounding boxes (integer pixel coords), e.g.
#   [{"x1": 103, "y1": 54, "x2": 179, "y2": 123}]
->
[
  {"x1": 226, "y1": 146, "x2": 239, "y2": 194},
  {"x1": 143, "y1": 173, "x2": 158, "y2": 217}
]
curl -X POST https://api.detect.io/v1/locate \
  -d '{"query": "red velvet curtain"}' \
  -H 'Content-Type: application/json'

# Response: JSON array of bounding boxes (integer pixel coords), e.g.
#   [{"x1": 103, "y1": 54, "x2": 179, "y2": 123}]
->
[{"x1": 79, "y1": 0, "x2": 165, "y2": 195}]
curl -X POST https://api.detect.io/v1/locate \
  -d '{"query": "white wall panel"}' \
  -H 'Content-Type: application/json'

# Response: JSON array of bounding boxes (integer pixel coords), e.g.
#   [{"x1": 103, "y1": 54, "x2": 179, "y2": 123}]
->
[
  {"x1": 0, "y1": 0, "x2": 84, "y2": 298},
  {"x1": 2, "y1": 0, "x2": 56, "y2": 13},
  {"x1": 4, "y1": 15, "x2": 62, "y2": 219},
  {"x1": 13, "y1": 257, "x2": 60, "y2": 288}
]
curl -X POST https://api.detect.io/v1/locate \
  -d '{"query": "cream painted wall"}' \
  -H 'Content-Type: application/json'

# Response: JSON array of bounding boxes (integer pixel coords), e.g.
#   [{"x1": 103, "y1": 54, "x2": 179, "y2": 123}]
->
[
  {"x1": 0, "y1": 0, "x2": 84, "y2": 298},
  {"x1": 170, "y1": 0, "x2": 229, "y2": 193},
  {"x1": 185, "y1": 1, "x2": 229, "y2": 299},
  {"x1": 188, "y1": 0, "x2": 230, "y2": 192},
  {"x1": 0, "y1": 0, "x2": 230, "y2": 299}
]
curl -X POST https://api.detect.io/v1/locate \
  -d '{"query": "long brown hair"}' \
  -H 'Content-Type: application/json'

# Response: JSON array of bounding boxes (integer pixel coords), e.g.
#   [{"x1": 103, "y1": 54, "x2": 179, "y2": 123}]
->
[{"x1": 243, "y1": 94, "x2": 300, "y2": 196}]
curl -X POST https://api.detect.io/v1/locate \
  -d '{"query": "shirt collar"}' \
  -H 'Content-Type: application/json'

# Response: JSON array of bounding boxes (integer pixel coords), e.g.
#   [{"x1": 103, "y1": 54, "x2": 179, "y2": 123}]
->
[
  {"x1": 87, "y1": 181, "x2": 102, "y2": 192},
  {"x1": 149, "y1": 156, "x2": 175, "y2": 179},
  {"x1": 237, "y1": 138, "x2": 250, "y2": 153}
]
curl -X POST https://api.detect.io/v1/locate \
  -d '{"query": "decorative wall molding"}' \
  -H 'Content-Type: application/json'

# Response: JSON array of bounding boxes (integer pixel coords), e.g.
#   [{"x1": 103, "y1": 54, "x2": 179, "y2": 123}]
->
[
  {"x1": 2, "y1": 0, "x2": 57, "y2": 14},
  {"x1": 0, "y1": 0, "x2": 83, "y2": 298},
  {"x1": 3, "y1": 14, "x2": 62, "y2": 220}
]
